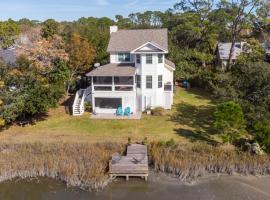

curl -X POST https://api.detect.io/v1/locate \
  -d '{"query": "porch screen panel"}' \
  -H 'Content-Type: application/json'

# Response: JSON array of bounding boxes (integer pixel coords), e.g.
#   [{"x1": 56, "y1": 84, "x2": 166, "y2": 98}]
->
[
  {"x1": 93, "y1": 76, "x2": 112, "y2": 85},
  {"x1": 114, "y1": 76, "x2": 134, "y2": 85},
  {"x1": 95, "y1": 98, "x2": 122, "y2": 109}
]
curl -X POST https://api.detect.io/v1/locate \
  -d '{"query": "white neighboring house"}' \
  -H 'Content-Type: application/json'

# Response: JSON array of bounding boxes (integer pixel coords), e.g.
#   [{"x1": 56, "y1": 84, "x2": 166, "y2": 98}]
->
[{"x1": 72, "y1": 26, "x2": 175, "y2": 116}]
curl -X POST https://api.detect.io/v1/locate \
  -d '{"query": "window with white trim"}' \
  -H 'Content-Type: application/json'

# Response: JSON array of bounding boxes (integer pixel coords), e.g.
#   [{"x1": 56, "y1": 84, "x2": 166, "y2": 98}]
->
[
  {"x1": 158, "y1": 54, "x2": 163, "y2": 63},
  {"x1": 146, "y1": 54, "x2": 153, "y2": 64},
  {"x1": 146, "y1": 76, "x2": 152, "y2": 89},
  {"x1": 136, "y1": 54, "x2": 141, "y2": 64},
  {"x1": 158, "y1": 75, "x2": 163, "y2": 88},
  {"x1": 136, "y1": 75, "x2": 141, "y2": 88},
  {"x1": 118, "y1": 53, "x2": 131, "y2": 62}
]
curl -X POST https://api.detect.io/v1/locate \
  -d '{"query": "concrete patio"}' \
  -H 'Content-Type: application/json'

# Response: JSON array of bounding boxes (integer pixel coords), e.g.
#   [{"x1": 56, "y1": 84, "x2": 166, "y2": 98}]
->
[{"x1": 91, "y1": 112, "x2": 142, "y2": 120}]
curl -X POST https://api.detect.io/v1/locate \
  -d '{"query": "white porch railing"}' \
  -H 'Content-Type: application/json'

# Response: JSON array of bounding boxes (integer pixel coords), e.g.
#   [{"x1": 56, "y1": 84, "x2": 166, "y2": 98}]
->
[{"x1": 72, "y1": 89, "x2": 86, "y2": 116}]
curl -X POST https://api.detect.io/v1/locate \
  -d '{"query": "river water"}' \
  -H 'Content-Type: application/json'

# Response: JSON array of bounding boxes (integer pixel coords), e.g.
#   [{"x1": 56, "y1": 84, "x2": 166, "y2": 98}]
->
[{"x1": 0, "y1": 174, "x2": 270, "y2": 200}]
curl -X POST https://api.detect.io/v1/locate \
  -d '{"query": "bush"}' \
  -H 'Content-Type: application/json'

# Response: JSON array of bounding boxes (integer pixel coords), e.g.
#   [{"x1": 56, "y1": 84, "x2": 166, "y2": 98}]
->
[
  {"x1": 254, "y1": 121, "x2": 270, "y2": 153},
  {"x1": 84, "y1": 102, "x2": 92, "y2": 112},
  {"x1": 152, "y1": 107, "x2": 166, "y2": 116},
  {"x1": 214, "y1": 101, "x2": 246, "y2": 144}
]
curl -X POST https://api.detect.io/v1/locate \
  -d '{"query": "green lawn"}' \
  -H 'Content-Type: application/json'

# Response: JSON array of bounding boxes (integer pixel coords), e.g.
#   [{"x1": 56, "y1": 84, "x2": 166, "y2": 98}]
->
[{"x1": 0, "y1": 88, "x2": 218, "y2": 144}]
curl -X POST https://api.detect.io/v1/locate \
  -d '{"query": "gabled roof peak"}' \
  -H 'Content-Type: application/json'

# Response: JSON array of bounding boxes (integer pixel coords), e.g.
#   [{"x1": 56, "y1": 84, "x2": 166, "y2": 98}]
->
[{"x1": 107, "y1": 28, "x2": 168, "y2": 52}]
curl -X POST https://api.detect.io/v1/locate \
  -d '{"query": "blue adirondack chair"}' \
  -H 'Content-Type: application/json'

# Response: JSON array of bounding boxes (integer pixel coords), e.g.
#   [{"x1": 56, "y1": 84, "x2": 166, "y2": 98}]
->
[
  {"x1": 124, "y1": 107, "x2": 131, "y2": 116},
  {"x1": 116, "y1": 107, "x2": 124, "y2": 116}
]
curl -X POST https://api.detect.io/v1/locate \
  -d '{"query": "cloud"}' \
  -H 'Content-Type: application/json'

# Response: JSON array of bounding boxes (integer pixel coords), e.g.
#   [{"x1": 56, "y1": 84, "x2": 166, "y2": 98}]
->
[{"x1": 126, "y1": 0, "x2": 139, "y2": 7}]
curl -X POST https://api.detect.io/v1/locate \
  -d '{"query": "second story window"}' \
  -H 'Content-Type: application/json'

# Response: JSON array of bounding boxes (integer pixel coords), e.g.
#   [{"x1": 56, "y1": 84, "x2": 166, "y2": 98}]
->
[
  {"x1": 118, "y1": 53, "x2": 131, "y2": 62},
  {"x1": 146, "y1": 76, "x2": 152, "y2": 89},
  {"x1": 158, "y1": 75, "x2": 163, "y2": 88},
  {"x1": 158, "y1": 54, "x2": 163, "y2": 63},
  {"x1": 136, "y1": 54, "x2": 141, "y2": 64},
  {"x1": 136, "y1": 75, "x2": 141, "y2": 88},
  {"x1": 146, "y1": 54, "x2": 153, "y2": 64}
]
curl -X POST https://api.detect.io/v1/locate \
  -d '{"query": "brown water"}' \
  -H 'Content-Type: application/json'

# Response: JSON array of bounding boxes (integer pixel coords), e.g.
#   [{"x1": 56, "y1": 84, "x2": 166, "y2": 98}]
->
[{"x1": 0, "y1": 175, "x2": 270, "y2": 200}]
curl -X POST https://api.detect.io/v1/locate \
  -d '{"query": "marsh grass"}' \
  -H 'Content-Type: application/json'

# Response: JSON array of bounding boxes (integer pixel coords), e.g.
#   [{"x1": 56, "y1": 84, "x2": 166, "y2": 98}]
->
[
  {"x1": 150, "y1": 142, "x2": 270, "y2": 182},
  {"x1": 0, "y1": 142, "x2": 124, "y2": 190},
  {"x1": 1, "y1": 142, "x2": 269, "y2": 191}
]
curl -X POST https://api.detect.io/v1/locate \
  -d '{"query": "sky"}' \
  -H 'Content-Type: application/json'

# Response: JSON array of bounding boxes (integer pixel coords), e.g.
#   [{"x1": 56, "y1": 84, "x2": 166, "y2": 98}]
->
[{"x1": 0, "y1": 0, "x2": 178, "y2": 21}]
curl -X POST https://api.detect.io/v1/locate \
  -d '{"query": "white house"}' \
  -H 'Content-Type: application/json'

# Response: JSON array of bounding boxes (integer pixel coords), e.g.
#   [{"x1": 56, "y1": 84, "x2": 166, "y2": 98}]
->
[{"x1": 72, "y1": 26, "x2": 175, "y2": 117}]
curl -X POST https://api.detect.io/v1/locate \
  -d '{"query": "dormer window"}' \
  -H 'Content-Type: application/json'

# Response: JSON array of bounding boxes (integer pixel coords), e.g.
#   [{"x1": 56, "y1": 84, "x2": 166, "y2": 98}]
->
[{"x1": 118, "y1": 53, "x2": 131, "y2": 62}]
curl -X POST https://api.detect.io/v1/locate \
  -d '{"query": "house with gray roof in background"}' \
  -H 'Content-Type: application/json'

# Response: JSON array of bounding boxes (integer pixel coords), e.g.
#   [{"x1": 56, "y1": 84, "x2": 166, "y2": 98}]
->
[
  {"x1": 0, "y1": 47, "x2": 17, "y2": 65},
  {"x1": 72, "y1": 26, "x2": 175, "y2": 118},
  {"x1": 217, "y1": 41, "x2": 270, "y2": 70},
  {"x1": 216, "y1": 42, "x2": 245, "y2": 71}
]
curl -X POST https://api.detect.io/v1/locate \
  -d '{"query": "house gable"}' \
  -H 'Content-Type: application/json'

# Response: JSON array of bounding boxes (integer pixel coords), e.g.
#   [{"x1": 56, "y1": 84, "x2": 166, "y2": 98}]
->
[{"x1": 131, "y1": 42, "x2": 168, "y2": 53}]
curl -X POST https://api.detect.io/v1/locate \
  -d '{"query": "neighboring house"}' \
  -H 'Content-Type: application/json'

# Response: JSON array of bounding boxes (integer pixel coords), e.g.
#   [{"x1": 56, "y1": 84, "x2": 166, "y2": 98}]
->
[
  {"x1": 216, "y1": 42, "x2": 245, "y2": 71},
  {"x1": 217, "y1": 41, "x2": 270, "y2": 70},
  {"x1": 0, "y1": 47, "x2": 17, "y2": 65},
  {"x1": 72, "y1": 26, "x2": 175, "y2": 117},
  {"x1": 263, "y1": 42, "x2": 270, "y2": 59}
]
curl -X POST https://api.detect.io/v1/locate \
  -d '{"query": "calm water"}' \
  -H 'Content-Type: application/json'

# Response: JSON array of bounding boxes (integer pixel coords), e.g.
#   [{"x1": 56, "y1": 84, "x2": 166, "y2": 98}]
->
[{"x1": 0, "y1": 175, "x2": 270, "y2": 200}]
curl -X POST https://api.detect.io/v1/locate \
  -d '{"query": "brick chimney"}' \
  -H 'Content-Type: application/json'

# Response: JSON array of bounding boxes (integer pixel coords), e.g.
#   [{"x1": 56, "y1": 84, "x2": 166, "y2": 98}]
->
[{"x1": 110, "y1": 26, "x2": 118, "y2": 34}]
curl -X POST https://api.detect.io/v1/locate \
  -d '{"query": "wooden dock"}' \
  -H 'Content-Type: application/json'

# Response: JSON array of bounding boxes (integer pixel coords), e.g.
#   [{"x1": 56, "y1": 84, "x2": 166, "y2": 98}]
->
[{"x1": 109, "y1": 144, "x2": 148, "y2": 181}]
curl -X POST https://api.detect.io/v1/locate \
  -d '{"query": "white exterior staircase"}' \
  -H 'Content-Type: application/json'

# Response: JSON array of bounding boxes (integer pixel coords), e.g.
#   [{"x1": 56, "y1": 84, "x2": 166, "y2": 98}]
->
[
  {"x1": 72, "y1": 89, "x2": 86, "y2": 116},
  {"x1": 72, "y1": 87, "x2": 92, "y2": 116}
]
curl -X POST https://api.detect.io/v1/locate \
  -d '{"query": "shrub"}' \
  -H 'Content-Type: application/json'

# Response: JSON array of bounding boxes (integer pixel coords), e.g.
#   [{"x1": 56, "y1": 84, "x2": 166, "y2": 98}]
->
[
  {"x1": 84, "y1": 102, "x2": 92, "y2": 112},
  {"x1": 214, "y1": 101, "x2": 246, "y2": 144},
  {"x1": 152, "y1": 107, "x2": 166, "y2": 116},
  {"x1": 254, "y1": 121, "x2": 270, "y2": 153}
]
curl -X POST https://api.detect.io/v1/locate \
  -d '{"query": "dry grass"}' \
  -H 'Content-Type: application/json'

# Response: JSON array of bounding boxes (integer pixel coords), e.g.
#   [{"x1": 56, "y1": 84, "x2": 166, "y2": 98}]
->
[
  {"x1": 150, "y1": 142, "x2": 270, "y2": 182},
  {"x1": 0, "y1": 142, "x2": 124, "y2": 190},
  {"x1": 0, "y1": 141, "x2": 269, "y2": 191}
]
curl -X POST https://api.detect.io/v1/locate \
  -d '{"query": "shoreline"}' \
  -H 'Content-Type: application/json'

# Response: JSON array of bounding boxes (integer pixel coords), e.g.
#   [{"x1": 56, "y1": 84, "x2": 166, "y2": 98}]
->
[{"x1": 0, "y1": 142, "x2": 270, "y2": 191}]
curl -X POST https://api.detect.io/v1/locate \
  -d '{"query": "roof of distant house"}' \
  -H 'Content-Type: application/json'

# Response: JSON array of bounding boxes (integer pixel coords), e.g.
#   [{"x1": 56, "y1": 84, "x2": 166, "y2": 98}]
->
[
  {"x1": 0, "y1": 48, "x2": 17, "y2": 64},
  {"x1": 86, "y1": 63, "x2": 136, "y2": 77},
  {"x1": 263, "y1": 42, "x2": 270, "y2": 55},
  {"x1": 107, "y1": 28, "x2": 168, "y2": 52},
  {"x1": 165, "y1": 59, "x2": 176, "y2": 69},
  {"x1": 218, "y1": 42, "x2": 244, "y2": 60}
]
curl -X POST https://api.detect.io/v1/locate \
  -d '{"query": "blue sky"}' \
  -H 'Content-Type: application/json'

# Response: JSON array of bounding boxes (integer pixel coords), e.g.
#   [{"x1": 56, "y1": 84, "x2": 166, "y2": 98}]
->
[{"x1": 0, "y1": 0, "x2": 178, "y2": 21}]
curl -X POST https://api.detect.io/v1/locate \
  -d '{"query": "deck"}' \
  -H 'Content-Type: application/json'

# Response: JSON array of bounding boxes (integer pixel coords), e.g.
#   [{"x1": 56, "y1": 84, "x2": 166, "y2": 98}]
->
[
  {"x1": 109, "y1": 144, "x2": 149, "y2": 181},
  {"x1": 91, "y1": 112, "x2": 142, "y2": 120}
]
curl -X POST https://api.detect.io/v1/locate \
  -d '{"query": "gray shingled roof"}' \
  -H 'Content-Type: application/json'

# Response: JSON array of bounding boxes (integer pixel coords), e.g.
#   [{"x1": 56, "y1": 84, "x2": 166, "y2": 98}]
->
[
  {"x1": 107, "y1": 29, "x2": 168, "y2": 52},
  {"x1": 86, "y1": 63, "x2": 136, "y2": 76},
  {"x1": 0, "y1": 48, "x2": 17, "y2": 64},
  {"x1": 218, "y1": 42, "x2": 243, "y2": 60},
  {"x1": 165, "y1": 59, "x2": 175, "y2": 69},
  {"x1": 263, "y1": 42, "x2": 270, "y2": 55}
]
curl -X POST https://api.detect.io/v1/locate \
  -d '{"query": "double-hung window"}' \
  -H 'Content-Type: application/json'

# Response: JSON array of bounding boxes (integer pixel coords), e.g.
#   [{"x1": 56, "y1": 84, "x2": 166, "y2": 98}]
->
[
  {"x1": 158, "y1": 54, "x2": 163, "y2": 63},
  {"x1": 158, "y1": 75, "x2": 163, "y2": 88},
  {"x1": 146, "y1": 76, "x2": 152, "y2": 89},
  {"x1": 136, "y1": 54, "x2": 141, "y2": 64},
  {"x1": 118, "y1": 53, "x2": 131, "y2": 62},
  {"x1": 146, "y1": 54, "x2": 153, "y2": 64},
  {"x1": 136, "y1": 75, "x2": 141, "y2": 88}
]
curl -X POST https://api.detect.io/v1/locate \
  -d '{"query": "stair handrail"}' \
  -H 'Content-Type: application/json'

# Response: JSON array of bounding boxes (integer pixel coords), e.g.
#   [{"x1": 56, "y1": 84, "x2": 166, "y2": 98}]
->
[
  {"x1": 80, "y1": 89, "x2": 86, "y2": 114},
  {"x1": 72, "y1": 89, "x2": 80, "y2": 115}
]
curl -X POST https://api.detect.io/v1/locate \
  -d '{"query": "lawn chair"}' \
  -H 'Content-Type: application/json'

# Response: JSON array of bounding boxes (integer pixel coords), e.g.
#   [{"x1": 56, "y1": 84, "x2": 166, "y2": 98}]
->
[
  {"x1": 116, "y1": 107, "x2": 124, "y2": 116},
  {"x1": 124, "y1": 107, "x2": 131, "y2": 116}
]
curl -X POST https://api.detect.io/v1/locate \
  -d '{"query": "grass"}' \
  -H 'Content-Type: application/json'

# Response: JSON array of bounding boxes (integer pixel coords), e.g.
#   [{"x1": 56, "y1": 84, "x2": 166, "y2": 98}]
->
[
  {"x1": 0, "y1": 87, "x2": 217, "y2": 144},
  {"x1": 150, "y1": 142, "x2": 270, "y2": 182}
]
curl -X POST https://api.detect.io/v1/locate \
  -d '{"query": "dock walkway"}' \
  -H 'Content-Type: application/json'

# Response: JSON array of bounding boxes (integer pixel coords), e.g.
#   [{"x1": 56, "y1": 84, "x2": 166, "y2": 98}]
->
[{"x1": 109, "y1": 144, "x2": 148, "y2": 181}]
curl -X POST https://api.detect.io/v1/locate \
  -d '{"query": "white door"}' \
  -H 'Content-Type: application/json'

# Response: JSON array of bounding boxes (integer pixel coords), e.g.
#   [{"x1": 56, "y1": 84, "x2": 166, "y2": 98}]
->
[{"x1": 144, "y1": 95, "x2": 152, "y2": 110}]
